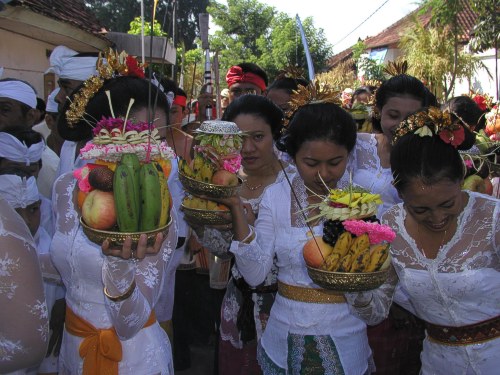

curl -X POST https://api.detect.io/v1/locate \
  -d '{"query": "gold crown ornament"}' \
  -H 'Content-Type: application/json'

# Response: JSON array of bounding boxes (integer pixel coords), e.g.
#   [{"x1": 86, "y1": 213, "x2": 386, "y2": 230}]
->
[{"x1": 66, "y1": 49, "x2": 147, "y2": 127}]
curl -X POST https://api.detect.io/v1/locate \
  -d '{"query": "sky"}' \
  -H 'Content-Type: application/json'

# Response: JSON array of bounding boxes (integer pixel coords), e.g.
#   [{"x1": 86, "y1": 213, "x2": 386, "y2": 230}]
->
[{"x1": 211, "y1": 0, "x2": 421, "y2": 55}]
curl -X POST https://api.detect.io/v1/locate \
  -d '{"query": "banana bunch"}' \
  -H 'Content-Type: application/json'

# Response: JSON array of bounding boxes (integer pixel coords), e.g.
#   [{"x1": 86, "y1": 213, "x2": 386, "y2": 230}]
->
[
  {"x1": 182, "y1": 196, "x2": 228, "y2": 211},
  {"x1": 113, "y1": 153, "x2": 170, "y2": 232},
  {"x1": 180, "y1": 156, "x2": 216, "y2": 183},
  {"x1": 321, "y1": 232, "x2": 389, "y2": 273}
]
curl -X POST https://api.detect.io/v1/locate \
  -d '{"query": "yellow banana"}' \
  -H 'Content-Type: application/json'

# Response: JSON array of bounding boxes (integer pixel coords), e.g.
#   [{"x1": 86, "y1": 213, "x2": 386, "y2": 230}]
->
[
  {"x1": 366, "y1": 244, "x2": 390, "y2": 272},
  {"x1": 331, "y1": 232, "x2": 353, "y2": 258},
  {"x1": 192, "y1": 155, "x2": 204, "y2": 181},
  {"x1": 182, "y1": 196, "x2": 193, "y2": 208},
  {"x1": 350, "y1": 249, "x2": 371, "y2": 272},
  {"x1": 348, "y1": 233, "x2": 370, "y2": 260},
  {"x1": 179, "y1": 158, "x2": 194, "y2": 177},
  {"x1": 325, "y1": 253, "x2": 341, "y2": 271},
  {"x1": 338, "y1": 253, "x2": 354, "y2": 272},
  {"x1": 200, "y1": 161, "x2": 215, "y2": 183},
  {"x1": 157, "y1": 170, "x2": 170, "y2": 227},
  {"x1": 206, "y1": 199, "x2": 218, "y2": 210}
]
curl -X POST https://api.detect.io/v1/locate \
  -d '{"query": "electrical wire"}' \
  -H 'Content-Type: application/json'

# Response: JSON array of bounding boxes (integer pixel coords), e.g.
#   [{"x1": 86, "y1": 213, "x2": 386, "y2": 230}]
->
[{"x1": 332, "y1": 0, "x2": 390, "y2": 47}]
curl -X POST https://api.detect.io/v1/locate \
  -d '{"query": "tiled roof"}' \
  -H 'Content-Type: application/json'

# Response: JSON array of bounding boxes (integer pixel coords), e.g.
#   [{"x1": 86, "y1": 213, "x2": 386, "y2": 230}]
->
[
  {"x1": 328, "y1": 0, "x2": 478, "y2": 68},
  {"x1": 9, "y1": 0, "x2": 107, "y2": 38}
]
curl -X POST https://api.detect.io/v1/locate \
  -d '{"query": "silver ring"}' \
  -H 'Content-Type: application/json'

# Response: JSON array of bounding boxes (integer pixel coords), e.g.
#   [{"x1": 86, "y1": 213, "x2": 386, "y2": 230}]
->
[{"x1": 131, "y1": 250, "x2": 136, "y2": 259}]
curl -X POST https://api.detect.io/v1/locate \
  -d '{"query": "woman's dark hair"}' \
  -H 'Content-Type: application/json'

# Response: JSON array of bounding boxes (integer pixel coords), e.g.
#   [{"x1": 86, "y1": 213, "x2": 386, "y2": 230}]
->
[
  {"x1": 278, "y1": 103, "x2": 357, "y2": 158},
  {"x1": 267, "y1": 77, "x2": 309, "y2": 94},
  {"x1": 443, "y1": 96, "x2": 486, "y2": 131},
  {"x1": 350, "y1": 86, "x2": 372, "y2": 105},
  {"x1": 372, "y1": 74, "x2": 430, "y2": 132},
  {"x1": 58, "y1": 76, "x2": 169, "y2": 142},
  {"x1": 221, "y1": 95, "x2": 284, "y2": 141},
  {"x1": 391, "y1": 112, "x2": 475, "y2": 192},
  {"x1": 236, "y1": 62, "x2": 268, "y2": 87}
]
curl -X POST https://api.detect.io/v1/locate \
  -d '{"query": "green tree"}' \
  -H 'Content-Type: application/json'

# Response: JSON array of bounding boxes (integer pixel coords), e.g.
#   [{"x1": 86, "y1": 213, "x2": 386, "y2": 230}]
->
[
  {"x1": 208, "y1": 0, "x2": 275, "y2": 72},
  {"x1": 128, "y1": 16, "x2": 166, "y2": 36},
  {"x1": 420, "y1": 0, "x2": 467, "y2": 98},
  {"x1": 400, "y1": 16, "x2": 486, "y2": 100},
  {"x1": 209, "y1": 0, "x2": 332, "y2": 81},
  {"x1": 257, "y1": 13, "x2": 332, "y2": 79}
]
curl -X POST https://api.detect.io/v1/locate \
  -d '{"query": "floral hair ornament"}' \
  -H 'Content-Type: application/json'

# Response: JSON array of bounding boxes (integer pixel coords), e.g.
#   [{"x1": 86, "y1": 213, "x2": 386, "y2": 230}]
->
[
  {"x1": 285, "y1": 79, "x2": 342, "y2": 125},
  {"x1": 392, "y1": 107, "x2": 465, "y2": 148},
  {"x1": 66, "y1": 49, "x2": 147, "y2": 127}
]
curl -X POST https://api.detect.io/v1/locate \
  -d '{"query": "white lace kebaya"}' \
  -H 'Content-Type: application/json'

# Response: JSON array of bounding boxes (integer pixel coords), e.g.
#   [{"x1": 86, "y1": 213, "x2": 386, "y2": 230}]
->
[
  {"x1": 50, "y1": 172, "x2": 178, "y2": 374},
  {"x1": 382, "y1": 192, "x2": 500, "y2": 375}
]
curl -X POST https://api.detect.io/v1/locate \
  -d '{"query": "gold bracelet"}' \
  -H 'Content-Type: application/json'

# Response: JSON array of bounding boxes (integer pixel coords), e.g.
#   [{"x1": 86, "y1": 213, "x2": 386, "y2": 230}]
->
[
  {"x1": 240, "y1": 227, "x2": 256, "y2": 244},
  {"x1": 104, "y1": 279, "x2": 136, "y2": 302}
]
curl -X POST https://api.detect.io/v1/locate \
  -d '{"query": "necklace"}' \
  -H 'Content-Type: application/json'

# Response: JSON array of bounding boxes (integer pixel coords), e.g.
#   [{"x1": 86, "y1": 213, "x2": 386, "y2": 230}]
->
[
  {"x1": 417, "y1": 225, "x2": 448, "y2": 259},
  {"x1": 243, "y1": 180, "x2": 263, "y2": 191}
]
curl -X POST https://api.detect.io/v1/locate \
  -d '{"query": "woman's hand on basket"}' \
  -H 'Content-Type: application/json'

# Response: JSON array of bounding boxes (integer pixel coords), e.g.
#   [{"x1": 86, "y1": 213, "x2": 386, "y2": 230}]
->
[{"x1": 101, "y1": 232, "x2": 164, "y2": 260}]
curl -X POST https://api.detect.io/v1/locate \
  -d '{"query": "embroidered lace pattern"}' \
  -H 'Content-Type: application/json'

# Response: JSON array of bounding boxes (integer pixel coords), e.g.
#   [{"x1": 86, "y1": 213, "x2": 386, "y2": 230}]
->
[
  {"x1": 382, "y1": 192, "x2": 500, "y2": 375},
  {"x1": 0, "y1": 198, "x2": 48, "y2": 371}
]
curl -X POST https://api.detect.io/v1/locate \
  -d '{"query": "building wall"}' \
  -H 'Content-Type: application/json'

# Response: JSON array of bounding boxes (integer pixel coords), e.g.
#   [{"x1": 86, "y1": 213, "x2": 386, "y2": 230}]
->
[
  {"x1": 453, "y1": 48, "x2": 499, "y2": 101},
  {"x1": 0, "y1": 29, "x2": 56, "y2": 101}
]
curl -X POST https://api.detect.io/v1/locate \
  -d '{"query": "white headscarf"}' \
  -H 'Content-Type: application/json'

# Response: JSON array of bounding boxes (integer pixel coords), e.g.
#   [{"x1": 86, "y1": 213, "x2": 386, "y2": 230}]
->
[
  {"x1": 0, "y1": 175, "x2": 39, "y2": 208},
  {"x1": 0, "y1": 80, "x2": 37, "y2": 109},
  {"x1": 0, "y1": 132, "x2": 45, "y2": 165},
  {"x1": 46, "y1": 45, "x2": 98, "y2": 81},
  {"x1": 45, "y1": 88, "x2": 60, "y2": 113}
]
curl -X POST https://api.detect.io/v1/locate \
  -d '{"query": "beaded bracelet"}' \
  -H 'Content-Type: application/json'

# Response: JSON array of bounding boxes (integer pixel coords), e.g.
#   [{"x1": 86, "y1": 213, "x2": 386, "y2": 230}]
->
[{"x1": 104, "y1": 279, "x2": 136, "y2": 302}]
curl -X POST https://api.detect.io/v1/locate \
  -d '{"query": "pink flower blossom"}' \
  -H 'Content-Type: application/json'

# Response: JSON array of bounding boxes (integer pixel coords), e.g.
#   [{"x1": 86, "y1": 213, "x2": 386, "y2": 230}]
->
[
  {"x1": 222, "y1": 154, "x2": 242, "y2": 173},
  {"x1": 93, "y1": 116, "x2": 151, "y2": 136},
  {"x1": 342, "y1": 219, "x2": 396, "y2": 244}
]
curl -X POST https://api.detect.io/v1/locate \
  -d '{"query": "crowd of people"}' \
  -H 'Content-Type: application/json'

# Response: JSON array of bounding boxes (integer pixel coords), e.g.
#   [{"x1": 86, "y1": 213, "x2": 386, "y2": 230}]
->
[{"x1": 0, "y1": 43, "x2": 498, "y2": 375}]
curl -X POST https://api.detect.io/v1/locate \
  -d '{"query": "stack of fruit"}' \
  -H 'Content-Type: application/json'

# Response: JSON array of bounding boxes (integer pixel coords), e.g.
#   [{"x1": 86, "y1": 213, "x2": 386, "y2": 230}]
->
[
  {"x1": 303, "y1": 186, "x2": 396, "y2": 290},
  {"x1": 179, "y1": 120, "x2": 243, "y2": 224},
  {"x1": 75, "y1": 116, "x2": 174, "y2": 244}
]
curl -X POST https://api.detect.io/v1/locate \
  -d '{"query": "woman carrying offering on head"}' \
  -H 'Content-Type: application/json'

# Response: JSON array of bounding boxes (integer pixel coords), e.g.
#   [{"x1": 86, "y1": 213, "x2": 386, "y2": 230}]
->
[{"x1": 383, "y1": 107, "x2": 500, "y2": 375}]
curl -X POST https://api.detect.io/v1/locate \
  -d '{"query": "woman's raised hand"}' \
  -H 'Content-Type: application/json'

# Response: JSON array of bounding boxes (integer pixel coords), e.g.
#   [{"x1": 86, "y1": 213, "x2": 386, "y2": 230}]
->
[{"x1": 101, "y1": 232, "x2": 164, "y2": 260}]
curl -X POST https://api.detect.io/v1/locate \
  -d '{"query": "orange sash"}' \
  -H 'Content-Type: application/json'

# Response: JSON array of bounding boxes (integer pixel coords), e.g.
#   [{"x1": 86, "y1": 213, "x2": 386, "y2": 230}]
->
[{"x1": 65, "y1": 306, "x2": 156, "y2": 375}]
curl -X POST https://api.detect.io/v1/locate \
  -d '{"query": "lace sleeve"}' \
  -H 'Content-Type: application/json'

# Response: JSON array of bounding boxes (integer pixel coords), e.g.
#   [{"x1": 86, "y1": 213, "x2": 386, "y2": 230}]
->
[
  {"x1": 230, "y1": 190, "x2": 276, "y2": 287},
  {"x1": 0, "y1": 199, "x2": 49, "y2": 373},
  {"x1": 344, "y1": 265, "x2": 397, "y2": 325},
  {"x1": 101, "y1": 210, "x2": 178, "y2": 340},
  {"x1": 201, "y1": 228, "x2": 233, "y2": 259}
]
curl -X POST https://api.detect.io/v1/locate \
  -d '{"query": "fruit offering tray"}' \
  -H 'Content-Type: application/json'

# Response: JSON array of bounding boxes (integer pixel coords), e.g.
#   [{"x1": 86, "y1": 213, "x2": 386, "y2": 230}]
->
[
  {"x1": 306, "y1": 266, "x2": 390, "y2": 292},
  {"x1": 194, "y1": 120, "x2": 242, "y2": 135},
  {"x1": 178, "y1": 171, "x2": 242, "y2": 199},
  {"x1": 181, "y1": 205, "x2": 232, "y2": 226},
  {"x1": 80, "y1": 216, "x2": 172, "y2": 248}
]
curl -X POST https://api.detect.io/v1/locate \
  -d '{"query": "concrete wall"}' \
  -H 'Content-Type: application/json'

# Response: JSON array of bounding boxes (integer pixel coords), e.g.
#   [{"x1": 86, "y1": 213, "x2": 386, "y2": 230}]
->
[
  {"x1": 0, "y1": 29, "x2": 56, "y2": 100},
  {"x1": 453, "y1": 48, "x2": 499, "y2": 101}
]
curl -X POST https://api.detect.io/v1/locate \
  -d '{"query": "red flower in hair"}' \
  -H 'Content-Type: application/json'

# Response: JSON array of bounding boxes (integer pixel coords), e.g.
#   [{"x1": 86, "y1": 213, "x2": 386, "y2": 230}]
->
[
  {"x1": 439, "y1": 126, "x2": 465, "y2": 148},
  {"x1": 472, "y1": 95, "x2": 487, "y2": 111},
  {"x1": 126, "y1": 55, "x2": 145, "y2": 78}
]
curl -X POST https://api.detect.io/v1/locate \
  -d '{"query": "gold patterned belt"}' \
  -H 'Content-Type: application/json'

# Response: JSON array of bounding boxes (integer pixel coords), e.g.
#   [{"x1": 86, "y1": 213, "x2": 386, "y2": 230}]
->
[
  {"x1": 277, "y1": 281, "x2": 346, "y2": 304},
  {"x1": 426, "y1": 315, "x2": 500, "y2": 346}
]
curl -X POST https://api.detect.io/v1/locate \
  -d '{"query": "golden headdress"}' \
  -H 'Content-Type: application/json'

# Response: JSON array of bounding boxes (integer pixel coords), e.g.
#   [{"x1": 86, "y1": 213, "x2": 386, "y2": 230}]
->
[
  {"x1": 383, "y1": 60, "x2": 409, "y2": 77},
  {"x1": 285, "y1": 80, "x2": 342, "y2": 124},
  {"x1": 392, "y1": 107, "x2": 466, "y2": 148},
  {"x1": 65, "y1": 49, "x2": 146, "y2": 127},
  {"x1": 274, "y1": 66, "x2": 306, "y2": 81}
]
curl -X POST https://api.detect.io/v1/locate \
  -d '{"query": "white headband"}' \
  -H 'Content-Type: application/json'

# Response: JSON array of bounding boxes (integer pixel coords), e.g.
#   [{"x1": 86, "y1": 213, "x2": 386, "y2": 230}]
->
[
  {"x1": 46, "y1": 88, "x2": 60, "y2": 113},
  {"x1": 0, "y1": 80, "x2": 37, "y2": 109},
  {"x1": 46, "y1": 45, "x2": 98, "y2": 81},
  {"x1": 0, "y1": 132, "x2": 45, "y2": 166},
  {"x1": 0, "y1": 175, "x2": 39, "y2": 209}
]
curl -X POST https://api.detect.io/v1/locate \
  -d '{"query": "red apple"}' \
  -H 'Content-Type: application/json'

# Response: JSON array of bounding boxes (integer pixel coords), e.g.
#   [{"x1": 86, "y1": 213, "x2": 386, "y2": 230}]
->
[
  {"x1": 463, "y1": 174, "x2": 486, "y2": 193},
  {"x1": 303, "y1": 236, "x2": 334, "y2": 268},
  {"x1": 484, "y1": 178, "x2": 494, "y2": 195},
  {"x1": 211, "y1": 170, "x2": 239, "y2": 186},
  {"x1": 82, "y1": 190, "x2": 117, "y2": 230}
]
